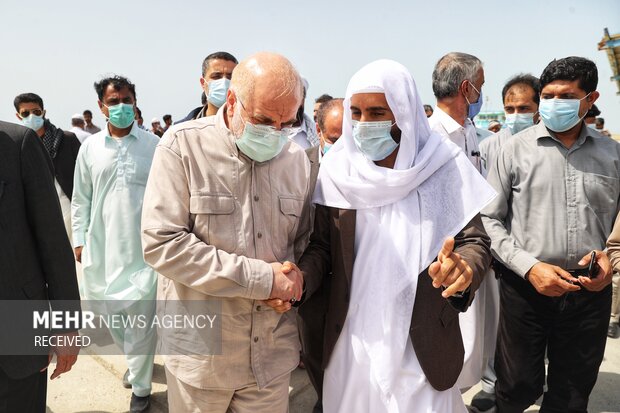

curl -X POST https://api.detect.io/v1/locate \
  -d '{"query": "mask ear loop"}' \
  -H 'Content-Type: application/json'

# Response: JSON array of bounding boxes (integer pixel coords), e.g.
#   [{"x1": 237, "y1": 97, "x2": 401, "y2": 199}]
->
[
  {"x1": 463, "y1": 80, "x2": 481, "y2": 106},
  {"x1": 578, "y1": 92, "x2": 594, "y2": 120},
  {"x1": 462, "y1": 80, "x2": 473, "y2": 106}
]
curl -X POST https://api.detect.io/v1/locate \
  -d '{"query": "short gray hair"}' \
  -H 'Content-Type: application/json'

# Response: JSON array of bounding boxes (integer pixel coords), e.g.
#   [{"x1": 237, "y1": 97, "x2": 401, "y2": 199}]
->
[{"x1": 432, "y1": 52, "x2": 482, "y2": 99}]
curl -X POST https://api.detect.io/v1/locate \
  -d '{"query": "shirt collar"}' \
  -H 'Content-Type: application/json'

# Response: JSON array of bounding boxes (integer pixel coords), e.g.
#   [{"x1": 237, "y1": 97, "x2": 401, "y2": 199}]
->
[
  {"x1": 535, "y1": 121, "x2": 591, "y2": 149},
  {"x1": 105, "y1": 121, "x2": 139, "y2": 140},
  {"x1": 433, "y1": 106, "x2": 471, "y2": 134}
]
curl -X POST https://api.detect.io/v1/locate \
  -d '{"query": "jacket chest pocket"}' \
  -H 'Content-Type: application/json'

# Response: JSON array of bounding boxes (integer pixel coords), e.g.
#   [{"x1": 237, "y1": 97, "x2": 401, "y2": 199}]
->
[
  {"x1": 272, "y1": 196, "x2": 304, "y2": 261},
  {"x1": 190, "y1": 194, "x2": 237, "y2": 253}
]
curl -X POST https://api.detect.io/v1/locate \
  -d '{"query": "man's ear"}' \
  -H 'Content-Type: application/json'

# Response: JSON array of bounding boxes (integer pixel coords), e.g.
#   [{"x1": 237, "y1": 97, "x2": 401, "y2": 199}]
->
[
  {"x1": 226, "y1": 89, "x2": 236, "y2": 114},
  {"x1": 588, "y1": 91, "x2": 600, "y2": 106},
  {"x1": 459, "y1": 80, "x2": 469, "y2": 97}
]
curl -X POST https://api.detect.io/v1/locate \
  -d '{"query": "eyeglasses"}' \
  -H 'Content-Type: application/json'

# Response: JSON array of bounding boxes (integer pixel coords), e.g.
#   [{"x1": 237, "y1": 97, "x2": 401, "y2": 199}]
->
[
  {"x1": 19, "y1": 109, "x2": 43, "y2": 118},
  {"x1": 237, "y1": 98, "x2": 300, "y2": 136}
]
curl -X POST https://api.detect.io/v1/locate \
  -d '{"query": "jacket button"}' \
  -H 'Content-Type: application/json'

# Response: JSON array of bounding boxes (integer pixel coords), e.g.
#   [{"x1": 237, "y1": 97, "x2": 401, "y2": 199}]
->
[
  {"x1": 254, "y1": 337, "x2": 259, "y2": 343},
  {"x1": 257, "y1": 232, "x2": 263, "y2": 239},
  {"x1": 254, "y1": 195, "x2": 259, "y2": 201},
  {"x1": 256, "y1": 306, "x2": 262, "y2": 311}
]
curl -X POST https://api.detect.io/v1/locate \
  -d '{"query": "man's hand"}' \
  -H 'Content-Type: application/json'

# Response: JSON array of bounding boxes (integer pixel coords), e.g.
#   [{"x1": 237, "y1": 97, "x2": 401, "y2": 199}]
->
[
  {"x1": 577, "y1": 250, "x2": 612, "y2": 292},
  {"x1": 526, "y1": 262, "x2": 580, "y2": 297},
  {"x1": 40, "y1": 331, "x2": 80, "y2": 379},
  {"x1": 74, "y1": 246, "x2": 83, "y2": 263},
  {"x1": 428, "y1": 237, "x2": 473, "y2": 298},
  {"x1": 269, "y1": 261, "x2": 303, "y2": 302},
  {"x1": 263, "y1": 298, "x2": 292, "y2": 314}
]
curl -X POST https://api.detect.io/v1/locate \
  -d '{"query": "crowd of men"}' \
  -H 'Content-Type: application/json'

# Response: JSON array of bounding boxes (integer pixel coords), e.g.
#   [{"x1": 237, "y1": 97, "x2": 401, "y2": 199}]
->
[{"x1": 1, "y1": 49, "x2": 619, "y2": 413}]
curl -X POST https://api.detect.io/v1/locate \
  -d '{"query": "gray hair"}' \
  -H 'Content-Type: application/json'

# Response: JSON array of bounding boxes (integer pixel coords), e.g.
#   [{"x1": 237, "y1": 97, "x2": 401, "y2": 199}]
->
[{"x1": 432, "y1": 52, "x2": 483, "y2": 99}]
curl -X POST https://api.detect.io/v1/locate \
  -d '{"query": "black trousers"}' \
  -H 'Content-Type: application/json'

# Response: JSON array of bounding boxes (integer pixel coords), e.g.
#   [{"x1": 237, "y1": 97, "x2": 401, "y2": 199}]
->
[
  {"x1": 297, "y1": 279, "x2": 330, "y2": 405},
  {"x1": 494, "y1": 267, "x2": 611, "y2": 413},
  {"x1": 0, "y1": 368, "x2": 47, "y2": 413}
]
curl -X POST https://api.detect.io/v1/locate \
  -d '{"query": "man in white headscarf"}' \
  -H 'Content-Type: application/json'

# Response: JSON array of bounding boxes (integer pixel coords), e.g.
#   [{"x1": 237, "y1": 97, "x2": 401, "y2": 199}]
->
[{"x1": 292, "y1": 60, "x2": 496, "y2": 412}]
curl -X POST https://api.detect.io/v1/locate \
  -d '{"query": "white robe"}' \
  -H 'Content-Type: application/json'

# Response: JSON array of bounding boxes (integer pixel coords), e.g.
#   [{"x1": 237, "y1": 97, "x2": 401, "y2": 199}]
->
[
  {"x1": 313, "y1": 59, "x2": 497, "y2": 413},
  {"x1": 323, "y1": 207, "x2": 468, "y2": 413}
]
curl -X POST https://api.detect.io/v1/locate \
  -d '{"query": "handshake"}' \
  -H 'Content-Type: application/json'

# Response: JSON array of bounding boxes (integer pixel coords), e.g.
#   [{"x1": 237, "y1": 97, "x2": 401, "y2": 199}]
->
[{"x1": 265, "y1": 261, "x2": 304, "y2": 313}]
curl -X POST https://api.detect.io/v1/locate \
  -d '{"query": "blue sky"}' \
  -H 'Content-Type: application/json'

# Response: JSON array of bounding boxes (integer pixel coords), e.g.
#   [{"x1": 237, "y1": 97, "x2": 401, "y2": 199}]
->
[{"x1": 1, "y1": 0, "x2": 619, "y2": 133}]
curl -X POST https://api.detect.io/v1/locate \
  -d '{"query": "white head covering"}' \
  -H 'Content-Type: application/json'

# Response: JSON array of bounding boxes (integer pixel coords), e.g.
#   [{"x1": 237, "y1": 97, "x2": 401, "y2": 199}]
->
[
  {"x1": 313, "y1": 59, "x2": 467, "y2": 209},
  {"x1": 315, "y1": 60, "x2": 496, "y2": 401}
]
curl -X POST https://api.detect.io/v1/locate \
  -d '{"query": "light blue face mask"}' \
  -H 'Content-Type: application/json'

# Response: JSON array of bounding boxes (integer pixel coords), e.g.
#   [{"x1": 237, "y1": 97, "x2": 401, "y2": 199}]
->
[
  {"x1": 105, "y1": 103, "x2": 135, "y2": 129},
  {"x1": 322, "y1": 141, "x2": 333, "y2": 155},
  {"x1": 504, "y1": 112, "x2": 535, "y2": 134},
  {"x1": 207, "y1": 78, "x2": 231, "y2": 108},
  {"x1": 539, "y1": 93, "x2": 591, "y2": 133},
  {"x1": 466, "y1": 82, "x2": 484, "y2": 119},
  {"x1": 352, "y1": 120, "x2": 398, "y2": 161},
  {"x1": 21, "y1": 114, "x2": 45, "y2": 131},
  {"x1": 236, "y1": 122, "x2": 296, "y2": 162}
]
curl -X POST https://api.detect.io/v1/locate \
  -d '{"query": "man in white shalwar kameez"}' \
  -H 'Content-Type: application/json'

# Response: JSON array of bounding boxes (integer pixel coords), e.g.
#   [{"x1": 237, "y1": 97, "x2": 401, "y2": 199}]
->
[
  {"x1": 294, "y1": 60, "x2": 496, "y2": 413},
  {"x1": 72, "y1": 75, "x2": 158, "y2": 413}
]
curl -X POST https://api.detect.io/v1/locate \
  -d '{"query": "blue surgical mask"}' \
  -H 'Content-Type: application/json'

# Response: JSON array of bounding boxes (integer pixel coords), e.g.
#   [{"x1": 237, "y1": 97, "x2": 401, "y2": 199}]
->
[
  {"x1": 352, "y1": 120, "x2": 398, "y2": 161},
  {"x1": 207, "y1": 78, "x2": 230, "y2": 108},
  {"x1": 21, "y1": 114, "x2": 45, "y2": 131},
  {"x1": 466, "y1": 82, "x2": 484, "y2": 119},
  {"x1": 539, "y1": 94, "x2": 590, "y2": 133},
  {"x1": 587, "y1": 123, "x2": 597, "y2": 130},
  {"x1": 322, "y1": 141, "x2": 333, "y2": 155},
  {"x1": 236, "y1": 122, "x2": 295, "y2": 162},
  {"x1": 105, "y1": 103, "x2": 135, "y2": 129},
  {"x1": 504, "y1": 113, "x2": 535, "y2": 134}
]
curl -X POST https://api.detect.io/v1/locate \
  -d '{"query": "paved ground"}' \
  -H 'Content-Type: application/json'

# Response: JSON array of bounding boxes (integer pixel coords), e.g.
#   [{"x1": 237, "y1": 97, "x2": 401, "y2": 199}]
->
[{"x1": 45, "y1": 336, "x2": 620, "y2": 413}]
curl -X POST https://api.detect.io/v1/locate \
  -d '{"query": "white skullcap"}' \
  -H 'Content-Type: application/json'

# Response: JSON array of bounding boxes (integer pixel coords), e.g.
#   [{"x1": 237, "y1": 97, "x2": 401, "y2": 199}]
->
[
  {"x1": 151, "y1": 117, "x2": 160, "y2": 123},
  {"x1": 71, "y1": 113, "x2": 84, "y2": 121}
]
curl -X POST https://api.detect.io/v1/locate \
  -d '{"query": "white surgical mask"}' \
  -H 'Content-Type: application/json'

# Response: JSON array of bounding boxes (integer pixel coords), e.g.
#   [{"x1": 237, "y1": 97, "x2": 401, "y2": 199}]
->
[
  {"x1": 504, "y1": 112, "x2": 535, "y2": 134},
  {"x1": 352, "y1": 120, "x2": 398, "y2": 161}
]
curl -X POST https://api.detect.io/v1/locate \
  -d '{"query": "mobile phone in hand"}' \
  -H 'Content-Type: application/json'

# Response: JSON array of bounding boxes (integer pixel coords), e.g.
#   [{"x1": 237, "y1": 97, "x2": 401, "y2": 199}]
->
[{"x1": 587, "y1": 251, "x2": 600, "y2": 278}]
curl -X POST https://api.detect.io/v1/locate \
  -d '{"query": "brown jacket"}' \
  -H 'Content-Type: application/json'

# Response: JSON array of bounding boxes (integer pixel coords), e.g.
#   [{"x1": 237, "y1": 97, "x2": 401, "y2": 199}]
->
[{"x1": 298, "y1": 206, "x2": 491, "y2": 391}]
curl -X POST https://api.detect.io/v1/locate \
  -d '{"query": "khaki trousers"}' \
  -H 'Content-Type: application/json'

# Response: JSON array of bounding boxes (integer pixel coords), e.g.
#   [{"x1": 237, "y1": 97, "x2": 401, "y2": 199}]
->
[{"x1": 165, "y1": 366, "x2": 290, "y2": 413}]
